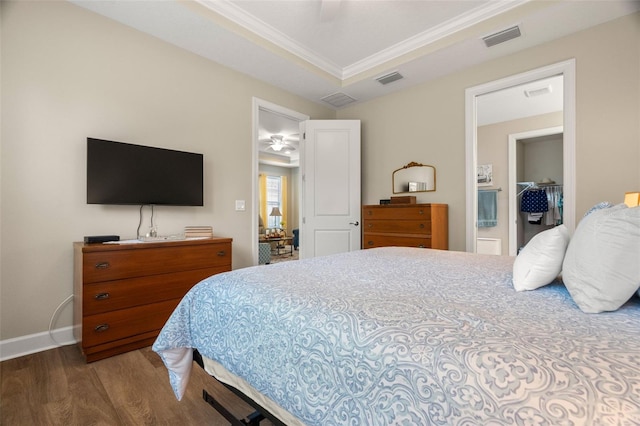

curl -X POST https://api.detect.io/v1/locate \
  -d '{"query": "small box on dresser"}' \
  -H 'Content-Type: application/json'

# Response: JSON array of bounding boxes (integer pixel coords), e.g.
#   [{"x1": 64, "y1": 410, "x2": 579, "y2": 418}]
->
[
  {"x1": 362, "y1": 203, "x2": 448, "y2": 250},
  {"x1": 73, "y1": 237, "x2": 232, "y2": 362}
]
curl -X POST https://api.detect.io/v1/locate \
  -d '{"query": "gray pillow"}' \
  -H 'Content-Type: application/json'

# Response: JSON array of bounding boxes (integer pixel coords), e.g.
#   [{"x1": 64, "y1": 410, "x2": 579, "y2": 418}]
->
[{"x1": 562, "y1": 204, "x2": 640, "y2": 313}]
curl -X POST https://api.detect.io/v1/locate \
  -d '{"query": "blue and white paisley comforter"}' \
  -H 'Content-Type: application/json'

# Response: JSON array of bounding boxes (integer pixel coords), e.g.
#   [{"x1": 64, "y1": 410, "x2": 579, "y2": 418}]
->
[{"x1": 153, "y1": 247, "x2": 640, "y2": 425}]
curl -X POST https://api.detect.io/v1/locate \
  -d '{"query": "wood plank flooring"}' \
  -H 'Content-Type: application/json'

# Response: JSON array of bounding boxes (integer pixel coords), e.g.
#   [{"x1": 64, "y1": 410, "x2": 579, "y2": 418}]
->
[{"x1": 1, "y1": 344, "x2": 268, "y2": 425}]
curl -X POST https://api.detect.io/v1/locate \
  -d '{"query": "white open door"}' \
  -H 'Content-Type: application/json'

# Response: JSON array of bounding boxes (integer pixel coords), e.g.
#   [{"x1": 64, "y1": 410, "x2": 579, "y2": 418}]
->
[{"x1": 299, "y1": 120, "x2": 361, "y2": 258}]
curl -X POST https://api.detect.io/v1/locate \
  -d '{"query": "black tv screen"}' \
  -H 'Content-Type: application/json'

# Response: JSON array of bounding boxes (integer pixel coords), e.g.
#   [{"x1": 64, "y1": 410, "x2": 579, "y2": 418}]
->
[{"x1": 87, "y1": 138, "x2": 204, "y2": 206}]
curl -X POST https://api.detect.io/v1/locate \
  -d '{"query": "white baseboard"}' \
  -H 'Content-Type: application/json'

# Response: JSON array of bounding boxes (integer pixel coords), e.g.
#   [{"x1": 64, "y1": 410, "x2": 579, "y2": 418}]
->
[{"x1": 0, "y1": 326, "x2": 77, "y2": 362}]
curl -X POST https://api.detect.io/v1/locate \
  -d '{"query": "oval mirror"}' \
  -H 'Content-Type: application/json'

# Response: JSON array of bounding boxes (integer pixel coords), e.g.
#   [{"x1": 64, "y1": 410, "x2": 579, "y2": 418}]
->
[{"x1": 392, "y1": 162, "x2": 436, "y2": 194}]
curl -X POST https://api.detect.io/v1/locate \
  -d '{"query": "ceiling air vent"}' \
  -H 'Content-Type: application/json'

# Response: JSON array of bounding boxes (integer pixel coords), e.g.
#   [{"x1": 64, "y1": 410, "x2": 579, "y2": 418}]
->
[
  {"x1": 376, "y1": 71, "x2": 404, "y2": 85},
  {"x1": 524, "y1": 85, "x2": 552, "y2": 98},
  {"x1": 320, "y1": 92, "x2": 357, "y2": 108},
  {"x1": 483, "y1": 25, "x2": 521, "y2": 48}
]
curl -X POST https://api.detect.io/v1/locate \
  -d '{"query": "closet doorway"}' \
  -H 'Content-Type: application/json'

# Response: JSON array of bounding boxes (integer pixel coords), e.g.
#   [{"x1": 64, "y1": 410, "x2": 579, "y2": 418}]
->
[{"x1": 508, "y1": 127, "x2": 563, "y2": 255}]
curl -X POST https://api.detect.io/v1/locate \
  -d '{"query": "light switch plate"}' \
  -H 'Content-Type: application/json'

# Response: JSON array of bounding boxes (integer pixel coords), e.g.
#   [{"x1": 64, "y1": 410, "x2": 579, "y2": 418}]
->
[{"x1": 235, "y1": 200, "x2": 246, "y2": 211}]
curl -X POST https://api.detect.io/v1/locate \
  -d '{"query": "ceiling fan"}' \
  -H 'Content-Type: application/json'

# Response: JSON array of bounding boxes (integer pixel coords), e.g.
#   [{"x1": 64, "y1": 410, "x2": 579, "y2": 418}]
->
[
  {"x1": 261, "y1": 134, "x2": 298, "y2": 153},
  {"x1": 320, "y1": 0, "x2": 342, "y2": 22}
]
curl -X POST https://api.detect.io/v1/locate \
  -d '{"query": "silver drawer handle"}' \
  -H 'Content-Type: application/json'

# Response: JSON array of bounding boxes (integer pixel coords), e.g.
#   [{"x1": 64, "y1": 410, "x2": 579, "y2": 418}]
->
[
  {"x1": 217, "y1": 250, "x2": 226, "y2": 257},
  {"x1": 94, "y1": 324, "x2": 109, "y2": 332},
  {"x1": 94, "y1": 292, "x2": 110, "y2": 300},
  {"x1": 95, "y1": 262, "x2": 110, "y2": 270}
]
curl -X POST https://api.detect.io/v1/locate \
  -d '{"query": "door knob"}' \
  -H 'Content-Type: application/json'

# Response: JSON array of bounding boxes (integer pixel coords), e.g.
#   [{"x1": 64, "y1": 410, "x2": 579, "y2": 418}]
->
[{"x1": 349, "y1": 221, "x2": 359, "y2": 226}]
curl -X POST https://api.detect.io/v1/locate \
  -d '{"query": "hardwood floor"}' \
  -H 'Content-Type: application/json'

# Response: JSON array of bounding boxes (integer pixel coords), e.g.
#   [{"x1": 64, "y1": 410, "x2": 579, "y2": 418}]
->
[{"x1": 1, "y1": 344, "x2": 267, "y2": 425}]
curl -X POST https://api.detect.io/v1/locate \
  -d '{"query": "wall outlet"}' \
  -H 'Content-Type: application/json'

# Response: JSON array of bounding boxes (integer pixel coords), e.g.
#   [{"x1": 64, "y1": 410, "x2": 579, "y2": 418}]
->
[{"x1": 235, "y1": 200, "x2": 246, "y2": 211}]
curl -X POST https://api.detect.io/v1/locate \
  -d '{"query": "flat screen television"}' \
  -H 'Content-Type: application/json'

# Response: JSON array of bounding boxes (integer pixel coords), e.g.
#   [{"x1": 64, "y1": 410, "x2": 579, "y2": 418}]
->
[{"x1": 87, "y1": 138, "x2": 204, "y2": 206}]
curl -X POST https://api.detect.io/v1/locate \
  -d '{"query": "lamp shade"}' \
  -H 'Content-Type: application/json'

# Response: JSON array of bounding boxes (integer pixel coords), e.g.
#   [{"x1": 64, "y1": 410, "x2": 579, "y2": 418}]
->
[
  {"x1": 270, "y1": 207, "x2": 282, "y2": 217},
  {"x1": 624, "y1": 192, "x2": 640, "y2": 207}
]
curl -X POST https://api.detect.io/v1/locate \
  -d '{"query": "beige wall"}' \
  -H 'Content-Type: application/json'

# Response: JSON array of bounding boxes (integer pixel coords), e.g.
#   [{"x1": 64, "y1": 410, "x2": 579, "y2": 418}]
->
[
  {"x1": 339, "y1": 12, "x2": 640, "y2": 252},
  {"x1": 0, "y1": 2, "x2": 334, "y2": 340},
  {"x1": 1, "y1": 3, "x2": 639, "y2": 344}
]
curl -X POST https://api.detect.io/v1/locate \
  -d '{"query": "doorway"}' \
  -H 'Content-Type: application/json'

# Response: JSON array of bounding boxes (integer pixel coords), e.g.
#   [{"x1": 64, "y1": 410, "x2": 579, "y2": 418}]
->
[
  {"x1": 252, "y1": 98, "x2": 309, "y2": 265},
  {"x1": 508, "y1": 128, "x2": 564, "y2": 255},
  {"x1": 465, "y1": 59, "x2": 576, "y2": 253}
]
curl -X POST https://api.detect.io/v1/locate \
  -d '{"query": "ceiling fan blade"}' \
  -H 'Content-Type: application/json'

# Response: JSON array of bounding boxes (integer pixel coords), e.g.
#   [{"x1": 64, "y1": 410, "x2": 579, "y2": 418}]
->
[
  {"x1": 320, "y1": 0, "x2": 341, "y2": 22},
  {"x1": 268, "y1": 144, "x2": 296, "y2": 152}
]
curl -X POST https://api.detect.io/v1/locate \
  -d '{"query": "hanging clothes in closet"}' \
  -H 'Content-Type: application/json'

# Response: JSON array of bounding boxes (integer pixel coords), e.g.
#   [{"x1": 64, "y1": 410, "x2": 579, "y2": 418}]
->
[
  {"x1": 520, "y1": 185, "x2": 563, "y2": 225},
  {"x1": 544, "y1": 185, "x2": 563, "y2": 225},
  {"x1": 520, "y1": 188, "x2": 548, "y2": 224}
]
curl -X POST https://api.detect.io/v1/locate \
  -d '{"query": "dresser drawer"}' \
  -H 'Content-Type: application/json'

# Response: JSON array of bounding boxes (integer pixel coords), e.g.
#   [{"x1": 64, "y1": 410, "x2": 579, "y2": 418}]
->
[
  {"x1": 82, "y1": 267, "x2": 226, "y2": 316},
  {"x1": 82, "y1": 299, "x2": 180, "y2": 348},
  {"x1": 74, "y1": 238, "x2": 233, "y2": 362},
  {"x1": 363, "y1": 219, "x2": 432, "y2": 235},
  {"x1": 82, "y1": 242, "x2": 231, "y2": 283},
  {"x1": 363, "y1": 234, "x2": 432, "y2": 249},
  {"x1": 363, "y1": 206, "x2": 432, "y2": 220}
]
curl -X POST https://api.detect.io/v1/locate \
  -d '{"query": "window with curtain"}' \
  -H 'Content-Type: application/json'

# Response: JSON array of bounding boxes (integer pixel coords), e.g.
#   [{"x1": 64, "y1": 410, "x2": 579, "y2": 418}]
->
[
  {"x1": 259, "y1": 173, "x2": 288, "y2": 232},
  {"x1": 266, "y1": 176, "x2": 282, "y2": 228}
]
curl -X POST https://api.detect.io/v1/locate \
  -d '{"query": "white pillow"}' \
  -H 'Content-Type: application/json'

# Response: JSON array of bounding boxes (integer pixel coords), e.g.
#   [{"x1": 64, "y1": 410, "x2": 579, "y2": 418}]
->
[
  {"x1": 513, "y1": 225, "x2": 570, "y2": 291},
  {"x1": 562, "y1": 204, "x2": 640, "y2": 313}
]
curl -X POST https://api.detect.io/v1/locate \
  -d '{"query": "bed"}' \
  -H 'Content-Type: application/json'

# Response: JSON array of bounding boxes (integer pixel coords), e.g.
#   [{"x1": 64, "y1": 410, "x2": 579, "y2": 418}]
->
[{"x1": 153, "y1": 231, "x2": 640, "y2": 425}]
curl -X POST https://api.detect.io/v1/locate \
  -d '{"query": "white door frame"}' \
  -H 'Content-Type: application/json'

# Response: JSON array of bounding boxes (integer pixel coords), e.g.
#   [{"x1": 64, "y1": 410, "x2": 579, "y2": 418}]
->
[
  {"x1": 508, "y1": 126, "x2": 563, "y2": 255},
  {"x1": 251, "y1": 98, "x2": 309, "y2": 265},
  {"x1": 465, "y1": 59, "x2": 576, "y2": 253}
]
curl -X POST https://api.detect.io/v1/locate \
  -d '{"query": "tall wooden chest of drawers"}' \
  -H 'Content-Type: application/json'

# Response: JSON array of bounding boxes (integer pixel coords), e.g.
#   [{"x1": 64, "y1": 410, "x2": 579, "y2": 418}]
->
[
  {"x1": 362, "y1": 203, "x2": 448, "y2": 250},
  {"x1": 73, "y1": 237, "x2": 232, "y2": 362}
]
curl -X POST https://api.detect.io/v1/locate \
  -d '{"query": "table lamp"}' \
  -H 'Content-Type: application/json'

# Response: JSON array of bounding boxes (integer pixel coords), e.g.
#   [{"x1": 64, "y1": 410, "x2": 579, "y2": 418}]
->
[{"x1": 270, "y1": 207, "x2": 282, "y2": 229}]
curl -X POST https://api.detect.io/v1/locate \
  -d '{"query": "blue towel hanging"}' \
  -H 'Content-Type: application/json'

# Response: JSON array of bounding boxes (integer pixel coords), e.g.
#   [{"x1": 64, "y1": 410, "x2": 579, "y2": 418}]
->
[{"x1": 478, "y1": 190, "x2": 498, "y2": 227}]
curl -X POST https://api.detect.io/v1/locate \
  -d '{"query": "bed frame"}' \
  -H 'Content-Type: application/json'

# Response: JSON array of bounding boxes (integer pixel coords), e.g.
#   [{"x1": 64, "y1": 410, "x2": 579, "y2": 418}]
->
[{"x1": 193, "y1": 349, "x2": 287, "y2": 426}]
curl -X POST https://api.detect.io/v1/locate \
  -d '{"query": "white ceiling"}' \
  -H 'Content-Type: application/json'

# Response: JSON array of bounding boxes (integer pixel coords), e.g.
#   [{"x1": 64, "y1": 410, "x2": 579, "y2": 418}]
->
[
  {"x1": 477, "y1": 74, "x2": 564, "y2": 126},
  {"x1": 73, "y1": 0, "x2": 639, "y2": 109},
  {"x1": 71, "y1": 0, "x2": 639, "y2": 165}
]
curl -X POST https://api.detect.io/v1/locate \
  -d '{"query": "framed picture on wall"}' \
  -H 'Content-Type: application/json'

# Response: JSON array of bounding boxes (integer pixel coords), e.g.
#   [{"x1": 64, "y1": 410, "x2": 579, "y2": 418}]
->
[{"x1": 477, "y1": 164, "x2": 493, "y2": 187}]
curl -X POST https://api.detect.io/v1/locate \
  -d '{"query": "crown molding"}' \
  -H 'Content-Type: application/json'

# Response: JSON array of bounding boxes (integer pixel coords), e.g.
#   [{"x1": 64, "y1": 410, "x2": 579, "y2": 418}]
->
[
  {"x1": 196, "y1": 0, "x2": 344, "y2": 78},
  {"x1": 197, "y1": 0, "x2": 529, "y2": 82},
  {"x1": 343, "y1": 0, "x2": 529, "y2": 79}
]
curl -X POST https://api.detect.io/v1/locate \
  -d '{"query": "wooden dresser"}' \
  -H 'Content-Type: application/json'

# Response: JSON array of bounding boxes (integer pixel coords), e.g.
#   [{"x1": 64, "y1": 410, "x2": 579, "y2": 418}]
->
[
  {"x1": 362, "y1": 203, "x2": 448, "y2": 250},
  {"x1": 73, "y1": 237, "x2": 232, "y2": 362}
]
